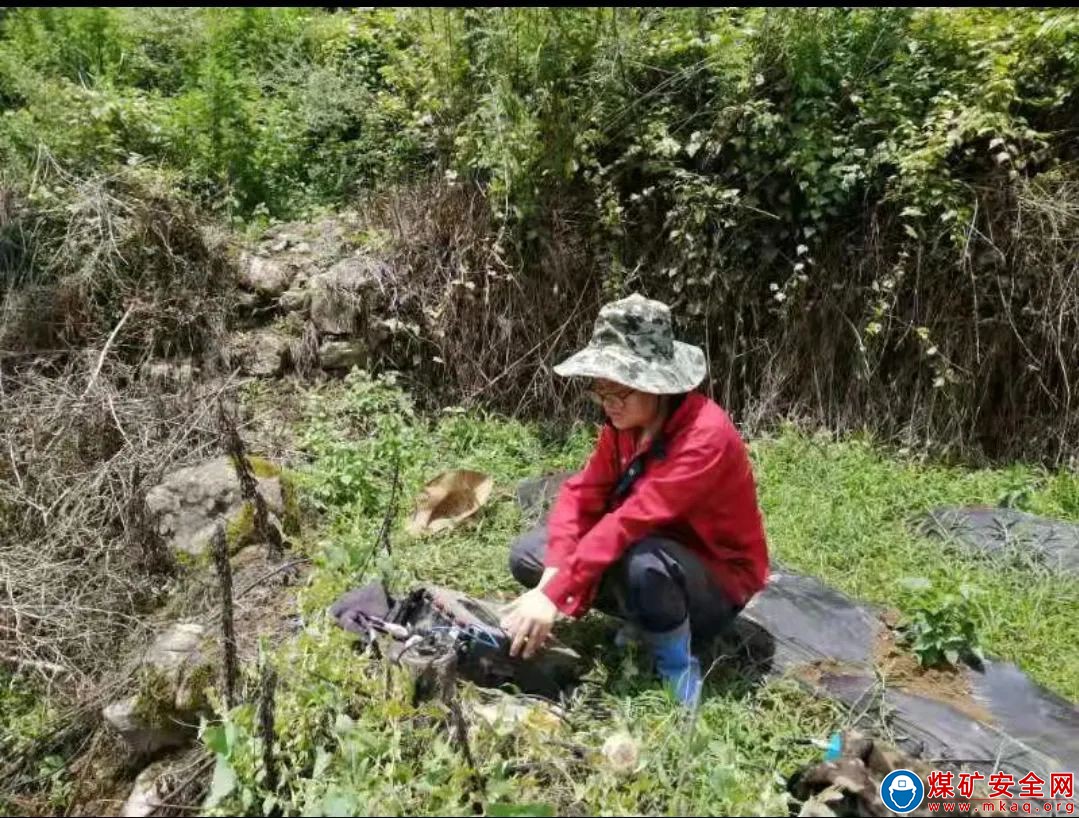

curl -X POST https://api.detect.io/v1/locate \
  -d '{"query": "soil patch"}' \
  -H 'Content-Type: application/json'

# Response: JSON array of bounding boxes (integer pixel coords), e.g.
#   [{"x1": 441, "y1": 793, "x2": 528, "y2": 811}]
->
[{"x1": 872, "y1": 621, "x2": 991, "y2": 723}]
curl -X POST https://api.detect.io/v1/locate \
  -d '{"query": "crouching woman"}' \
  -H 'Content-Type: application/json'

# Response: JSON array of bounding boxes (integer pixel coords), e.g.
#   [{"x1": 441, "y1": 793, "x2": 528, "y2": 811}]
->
[{"x1": 501, "y1": 293, "x2": 770, "y2": 708}]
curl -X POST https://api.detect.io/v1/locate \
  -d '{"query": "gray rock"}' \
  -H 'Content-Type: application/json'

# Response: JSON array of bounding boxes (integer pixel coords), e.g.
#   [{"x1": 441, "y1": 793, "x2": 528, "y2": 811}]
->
[
  {"x1": 238, "y1": 253, "x2": 294, "y2": 299},
  {"x1": 145, "y1": 456, "x2": 284, "y2": 558},
  {"x1": 144, "y1": 622, "x2": 205, "y2": 677},
  {"x1": 103, "y1": 623, "x2": 211, "y2": 756},
  {"x1": 279, "y1": 287, "x2": 310, "y2": 315},
  {"x1": 103, "y1": 697, "x2": 191, "y2": 757},
  {"x1": 234, "y1": 289, "x2": 261, "y2": 308},
  {"x1": 309, "y1": 255, "x2": 384, "y2": 335},
  {"x1": 372, "y1": 317, "x2": 419, "y2": 347},
  {"x1": 226, "y1": 329, "x2": 291, "y2": 378},
  {"x1": 319, "y1": 339, "x2": 368, "y2": 371},
  {"x1": 120, "y1": 760, "x2": 180, "y2": 817}
]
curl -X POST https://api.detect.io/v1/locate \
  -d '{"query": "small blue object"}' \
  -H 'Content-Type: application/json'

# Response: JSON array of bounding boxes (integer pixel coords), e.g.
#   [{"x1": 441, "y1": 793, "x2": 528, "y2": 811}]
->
[
  {"x1": 824, "y1": 732, "x2": 843, "y2": 762},
  {"x1": 643, "y1": 623, "x2": 702, "y2": 710}
]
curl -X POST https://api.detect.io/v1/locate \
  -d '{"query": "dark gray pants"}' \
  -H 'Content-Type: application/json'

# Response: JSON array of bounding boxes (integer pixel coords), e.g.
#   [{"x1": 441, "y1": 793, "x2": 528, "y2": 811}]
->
[{"x1": 509, "y1": 520, "x2": 740, "y2": 639}]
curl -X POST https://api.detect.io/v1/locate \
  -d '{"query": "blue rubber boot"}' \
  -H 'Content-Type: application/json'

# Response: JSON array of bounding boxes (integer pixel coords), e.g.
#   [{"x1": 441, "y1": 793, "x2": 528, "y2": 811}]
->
[{"x1": 642, "y1": 621, "x2": 702, "y2": 710}]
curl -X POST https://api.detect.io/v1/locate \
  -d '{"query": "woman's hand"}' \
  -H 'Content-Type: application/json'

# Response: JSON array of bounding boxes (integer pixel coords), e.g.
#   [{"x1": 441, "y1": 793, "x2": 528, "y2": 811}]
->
[{"x1": 500, "y1": 588, "x2": 560, "y2": 659}]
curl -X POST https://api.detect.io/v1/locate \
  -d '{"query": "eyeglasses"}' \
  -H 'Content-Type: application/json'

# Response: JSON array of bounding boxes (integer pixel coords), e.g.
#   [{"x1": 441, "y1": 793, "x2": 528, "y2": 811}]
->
[{"x1": 586, "y1": 385, "x2": 635, "y2": 410}]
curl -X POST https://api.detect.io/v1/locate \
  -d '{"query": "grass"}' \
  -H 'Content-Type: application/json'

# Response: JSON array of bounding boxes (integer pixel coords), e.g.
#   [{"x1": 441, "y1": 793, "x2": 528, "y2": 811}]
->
[
  {"x1": 9, "y1": 369, "x2": 1075, "y2": 815},
  {"x1": 192, "y1": 371, "x2": 1079, "y2": 817},
  {"x1": 196, "y1": 374, "x2": 840, "y2": 816},
  {"x1": 0, "y1": 672, "x2": 53, "y2": 754},
  {"x1": 754, "y1": 428, "x2": 1079, "y2": 699}
]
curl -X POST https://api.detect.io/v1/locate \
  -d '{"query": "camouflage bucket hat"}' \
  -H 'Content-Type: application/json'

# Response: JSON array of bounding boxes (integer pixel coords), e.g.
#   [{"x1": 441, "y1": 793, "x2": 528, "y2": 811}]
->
[{"x1": 553, "y1": 293, "x2": 706, "y2": 394}]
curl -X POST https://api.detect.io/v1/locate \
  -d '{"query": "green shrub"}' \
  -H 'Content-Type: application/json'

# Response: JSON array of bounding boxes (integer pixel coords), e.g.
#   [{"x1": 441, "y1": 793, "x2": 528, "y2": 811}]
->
[
  {"x1": 3, "y1": 7, "x2": 1078, "y2": 458},
  {"x1": 898, "y1": 578, "x2": 984, "y2": 668}
]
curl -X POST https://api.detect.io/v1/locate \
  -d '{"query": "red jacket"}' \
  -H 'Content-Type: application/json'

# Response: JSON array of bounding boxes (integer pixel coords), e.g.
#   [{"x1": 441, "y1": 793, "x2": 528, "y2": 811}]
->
[{"x1": 542, "y1": 391, "x2": 769, "y2": 618}]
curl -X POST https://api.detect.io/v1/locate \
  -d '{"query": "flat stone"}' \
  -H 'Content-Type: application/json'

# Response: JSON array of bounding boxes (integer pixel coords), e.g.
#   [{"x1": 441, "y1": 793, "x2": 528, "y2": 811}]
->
[
  {"x1": 103, "y1": 696, "x2": 191, "y2": 756},
  {"x1": 144, "y1": 622, "x2": 204, "y2": 672},
  {"x1": 120, "y1": 760, "x2": 180, "y2": 817}
]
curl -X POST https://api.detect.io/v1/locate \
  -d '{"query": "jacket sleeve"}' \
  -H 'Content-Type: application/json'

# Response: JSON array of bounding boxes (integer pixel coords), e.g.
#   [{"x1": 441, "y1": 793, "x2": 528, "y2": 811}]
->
[
  {"x1": 543, "y1": 433, "x2": 729, "y2": 617},
  {"x1": 543, "y1": 424, "x2": 619, "y2": 570}
]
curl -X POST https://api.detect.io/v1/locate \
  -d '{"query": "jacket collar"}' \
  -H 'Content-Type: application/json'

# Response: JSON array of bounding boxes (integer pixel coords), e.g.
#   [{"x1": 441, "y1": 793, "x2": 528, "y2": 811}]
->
[
  {"x1": 663, "y1": 390, "x2": 702, "y2": 436},
  {"x1": 627, "y1": 390, "x2": 704, "y2": 458}
]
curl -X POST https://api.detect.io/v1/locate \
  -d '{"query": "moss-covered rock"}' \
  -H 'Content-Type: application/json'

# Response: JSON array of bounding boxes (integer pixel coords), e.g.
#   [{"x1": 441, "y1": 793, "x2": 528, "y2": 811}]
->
[
  {"x1": 103, "y1": 622, "x2": 214, "y2": 756},
  {"x1": 279, "y1": 468, "x2": 302, "y2": 537},
  {"x1": 225, "y1": 501, "x2": 257, "y2": 552},
  {"x1": 242, "y1": 455, "x2": 281, "y2": 479},
  {"x1": 145, "y1": 456, "x2": 286, "y2": 559}
]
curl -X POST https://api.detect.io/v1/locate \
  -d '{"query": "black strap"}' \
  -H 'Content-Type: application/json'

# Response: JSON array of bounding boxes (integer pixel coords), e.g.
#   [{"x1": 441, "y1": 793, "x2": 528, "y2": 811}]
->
[
  {"x1": 604, "y1": 393, "x2": 686, "y2": 511},
  {"x1": 606, "y1": 435, "x2": 666, "y2": 511}
]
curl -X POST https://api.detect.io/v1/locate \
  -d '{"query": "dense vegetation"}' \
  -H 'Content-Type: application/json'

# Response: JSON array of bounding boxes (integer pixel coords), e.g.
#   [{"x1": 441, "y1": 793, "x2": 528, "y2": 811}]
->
[
  {"x1": 204, "y1": 373, "x2": 1079, "y2": 816},
  {"x1": 1, "y1": 9, "x2": 1078, "y2": 815},
  {"x1": 2, "y1": 7, "x2": 1078, "y2": 459}
]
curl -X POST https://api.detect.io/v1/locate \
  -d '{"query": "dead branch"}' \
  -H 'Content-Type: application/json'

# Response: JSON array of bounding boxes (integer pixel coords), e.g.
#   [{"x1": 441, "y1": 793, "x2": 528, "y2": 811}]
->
[
  {"x1": 217, "y1": 399, "x2": 284, "y2": 561},
  {"x1": 211, "y1": 523, "x2": 238, "y2": 709}
]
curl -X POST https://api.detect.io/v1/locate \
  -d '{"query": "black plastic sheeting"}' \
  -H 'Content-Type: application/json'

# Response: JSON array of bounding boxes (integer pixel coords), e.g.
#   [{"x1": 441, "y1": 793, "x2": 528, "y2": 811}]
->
[
  {"x1": 733, "y1": 574, "x2": 1079, "y2": 785},
  {"x1": 516, "y1": 473, "x2": 1079, "y2": 787},
  {"x1": 734, "y1": 571, "x2": 1079, "y2": 781},
  {"x1": 920, "y1": 506, "x2": 1079, "y2": 574},
  {"x1": 515, "y1": 470, "x2": 574, "y2": 522}
]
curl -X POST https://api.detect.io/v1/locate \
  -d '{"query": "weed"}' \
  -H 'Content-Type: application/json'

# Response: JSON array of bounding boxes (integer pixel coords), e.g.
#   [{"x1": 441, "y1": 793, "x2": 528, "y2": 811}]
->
[
  {"x1": 193, "y1": 375, "x2": 1079, "y2": 815},
  {"x1": 896, "y1": 579, "x2": 984, "y2": 669},
  {"x1": 752, "y1": 427, "x2": 1079, "y2": 697}
]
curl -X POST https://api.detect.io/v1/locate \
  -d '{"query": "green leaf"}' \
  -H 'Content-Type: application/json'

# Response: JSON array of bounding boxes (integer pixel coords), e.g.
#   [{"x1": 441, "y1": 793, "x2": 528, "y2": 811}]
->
[
  {"x1": 202, "y1": 724, "x2": 228, "y2": 756},
  {"x1": 487, "y1": 804, "x2": 556, "y2": 817},
  {"x1": 204, "y1": 756, "x2": 237, "y2": 809}
]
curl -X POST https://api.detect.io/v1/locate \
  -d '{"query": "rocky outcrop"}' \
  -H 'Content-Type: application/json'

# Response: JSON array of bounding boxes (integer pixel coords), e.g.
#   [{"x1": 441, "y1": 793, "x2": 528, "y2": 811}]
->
[
  {"x1": 145, "y1": 456, "x2": 285, "y2": 559},
  {"x1": 229, "y1": 217, "x2": 421, "y2": 380},
  {"x1": 308, "y1": 255, "x2": 385, "y2": 335},
  {"x1": 103, "y1": 623, "x2": 213, "y2": 756},
  {"x1": 225, "y1": 328, "x2": 291, "y2": 377},
  {"x1": 278, "y1": 286, "x2": 310, "y2": 315},
  {"x1": 238, "y1": 253, "x2": 295, "y2": 300}
]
